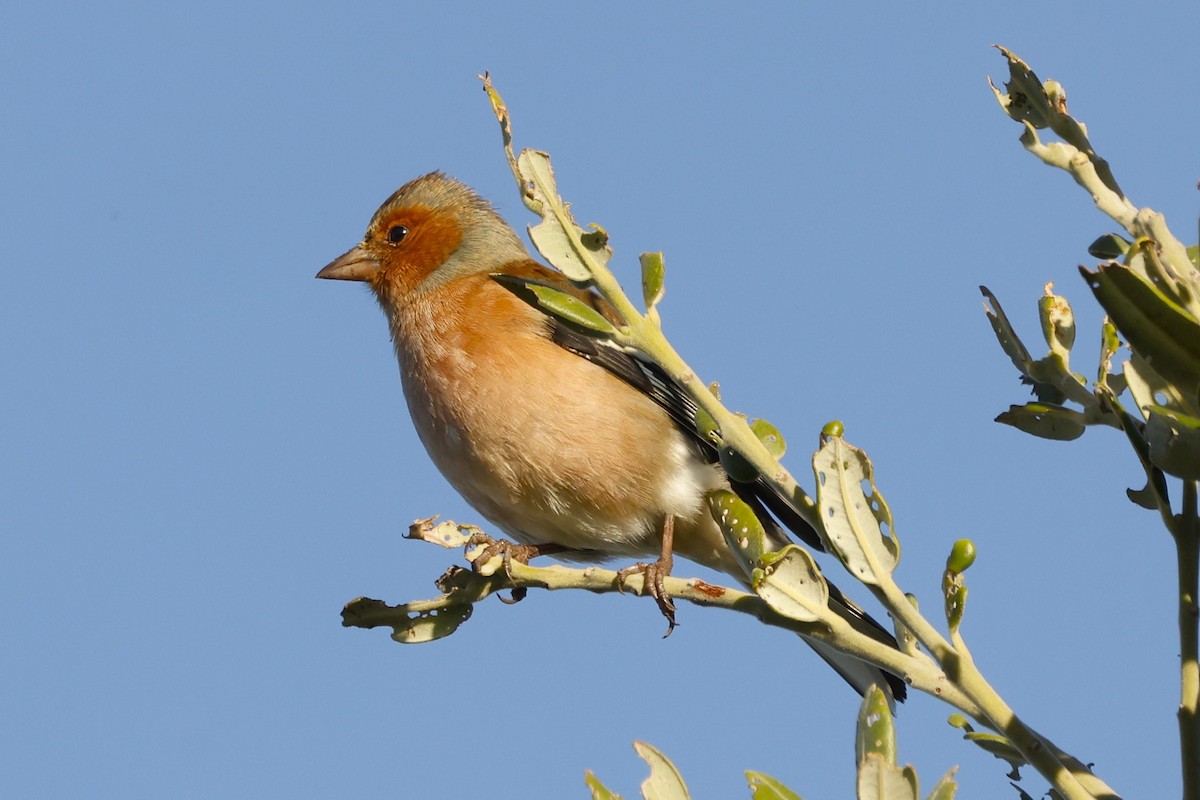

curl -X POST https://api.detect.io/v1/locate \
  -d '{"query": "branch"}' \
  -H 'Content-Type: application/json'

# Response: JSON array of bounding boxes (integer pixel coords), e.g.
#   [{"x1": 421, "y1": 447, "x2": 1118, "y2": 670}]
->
[{"x1": 343, "y1": 520, "x2": 981, "y2": 718}]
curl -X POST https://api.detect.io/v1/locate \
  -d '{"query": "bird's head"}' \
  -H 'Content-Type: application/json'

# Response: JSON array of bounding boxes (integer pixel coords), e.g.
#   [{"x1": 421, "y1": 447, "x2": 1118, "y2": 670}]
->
[{"x1": 317, "y1": 172, "x2": 528, "y2": 308}]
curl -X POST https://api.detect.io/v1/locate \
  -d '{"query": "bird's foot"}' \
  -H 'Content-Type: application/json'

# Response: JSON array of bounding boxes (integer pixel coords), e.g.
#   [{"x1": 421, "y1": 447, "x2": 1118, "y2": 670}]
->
[
  {"x1": 616, "y1": 557, "x2": 677, "y2": 637},
  {"x1": 616, "y1": 516, "x2": 678, "y2": 637},
  {"x1": 465, "y1": 533, "x2": 565, "y2": 605}
]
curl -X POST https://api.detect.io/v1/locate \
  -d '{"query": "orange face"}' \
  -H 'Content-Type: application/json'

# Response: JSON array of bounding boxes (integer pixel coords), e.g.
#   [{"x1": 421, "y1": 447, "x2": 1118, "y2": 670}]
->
[{"x1": 364, "y1": 205, "x2": 464, "y2": 298}]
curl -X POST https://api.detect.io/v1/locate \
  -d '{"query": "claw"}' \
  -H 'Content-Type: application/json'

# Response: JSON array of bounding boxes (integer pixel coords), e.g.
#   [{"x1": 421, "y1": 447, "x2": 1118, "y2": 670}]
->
[
  {"x1": 499, "y1": 587, "x2": 528, "y2": 605},
  {"x1": 615, "y1": 517, "x2": 678, "y2": 637}
]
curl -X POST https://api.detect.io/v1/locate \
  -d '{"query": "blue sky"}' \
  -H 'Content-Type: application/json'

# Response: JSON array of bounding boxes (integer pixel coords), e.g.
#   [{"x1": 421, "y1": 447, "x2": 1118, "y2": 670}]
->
[{"x1": 3, "y1": 3, "x2": 1197, "y2": 798}]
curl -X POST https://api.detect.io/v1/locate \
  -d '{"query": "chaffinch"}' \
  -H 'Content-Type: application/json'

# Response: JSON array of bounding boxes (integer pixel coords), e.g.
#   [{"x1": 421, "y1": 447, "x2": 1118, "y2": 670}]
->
[{"x1": 318, "y1": 171, "x2": 905, "y2": 701}]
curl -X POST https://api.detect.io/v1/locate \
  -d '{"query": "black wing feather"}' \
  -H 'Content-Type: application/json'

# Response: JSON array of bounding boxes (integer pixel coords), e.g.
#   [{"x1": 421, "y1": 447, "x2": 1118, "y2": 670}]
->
[
  {"x1": 550, "y1": 320, "x2": 823, "y2": 551},
  {"x1": 551, "y1": 319, "x2": 908, "y2": 702}
]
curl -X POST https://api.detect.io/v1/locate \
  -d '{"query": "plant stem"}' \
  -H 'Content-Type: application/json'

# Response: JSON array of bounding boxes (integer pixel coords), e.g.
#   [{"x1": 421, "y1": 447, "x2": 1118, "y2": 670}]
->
[{"x1": 1178, "y1": 480, "x2": 1200, "y2": 800}]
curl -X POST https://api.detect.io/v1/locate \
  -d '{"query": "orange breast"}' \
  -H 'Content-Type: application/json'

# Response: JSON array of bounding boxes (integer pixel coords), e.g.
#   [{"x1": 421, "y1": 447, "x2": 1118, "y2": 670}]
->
[{"x1": 390, "y1": 270, "x2": 730, "y2": 566}]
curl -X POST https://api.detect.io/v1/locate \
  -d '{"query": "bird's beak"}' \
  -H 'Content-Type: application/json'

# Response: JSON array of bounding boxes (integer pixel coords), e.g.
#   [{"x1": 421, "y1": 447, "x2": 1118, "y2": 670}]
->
[{"x1": 316, "y1": 244, "x2": 381, "y2": 282}]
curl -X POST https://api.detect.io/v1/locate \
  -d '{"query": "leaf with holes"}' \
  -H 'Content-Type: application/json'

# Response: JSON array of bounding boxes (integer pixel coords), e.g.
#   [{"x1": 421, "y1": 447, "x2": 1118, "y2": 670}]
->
[
  {"x1": 813, "y1": 434, "x2": 899, "y2": 585},
  {"x1": 1081, "y1": 262, "x2": 1200, "y2": 404},
  {"x1": 746, "y1": 772, "x2": 805, "y2": 800},
  {"x1": 1144, "y1": 405, "x2": 1200, "y2": 479},
  {"x1": 750, "y1": 418, "x2": 787, "y2": 458},
  {"x1": 753, "y1": 545, "x2": 828, "y2": 623},
  {"x1": 995, "y1": 403, "x2": 1087, "y2": 441},
  {"x1": 517, "y1": 148, "x2": 610, "y2": 283},
  {"x1": 856, "y1": 686, "x2": 898, "y2": 765},
  {"x1": 707, "y1": 489, "x2": 769, "y2": 582}
]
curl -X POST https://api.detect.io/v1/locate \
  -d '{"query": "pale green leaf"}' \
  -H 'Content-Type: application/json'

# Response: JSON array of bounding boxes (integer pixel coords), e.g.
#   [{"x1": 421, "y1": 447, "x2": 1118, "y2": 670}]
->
[
  {"x1": 385, "y1": 601, "x2": 473, "y2": 644},
  {"x1": 1081, "y1": 263, "x2": 1200, "y2": 403},
  {"x1": 753, "y1": 545, "x2": 828, "y2": 623},
  {"x1": 403, "y1": 518, "x2": 482, "y2": 549},
  {"x1": 813, "y1": 435, "x2": 899, "y2": 585},
  {"x1": 640, "y1": 251, "x2": 665, "y2": 311},
  {"x1": 948, "y1": 717, "x2": 1026, "y2": 779},
  {"x1": 925, "y1": 768, "x2": 958, "y2": 800},
  {"x1": 1038, "y1": 286, "x2": 1076, "y2": 356},
  {"x1": 990, "y1": 46, "x2": 1124, "y2": 197},
  {"x1": 517, "y1": 148, "x2": 610, "y2": 282},
  {"x1": 1125, "y1": 353, "x2": 1195, "y2": 419},
  {"x1": 857, "y1": 753, "x2": 918, "y2": 800},
  {"x1": 634, "y1": 742, "x2": 690, "y2": 800},
  {"x1": 1144, "y1": 405, "x2": 1200, "y2": 479},
  {"x1": 942, "y1": 573, "x2": 967, "y2": 633}
]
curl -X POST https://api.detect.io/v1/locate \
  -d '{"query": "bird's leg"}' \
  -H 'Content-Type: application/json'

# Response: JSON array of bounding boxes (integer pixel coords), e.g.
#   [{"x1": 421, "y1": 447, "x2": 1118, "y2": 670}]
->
[
  {"x1": 616, "y1": 515, "x2": 678, "y2": 637},
  {"x1": 465, "y1": 532, "x2": 568, "y2": 604}
]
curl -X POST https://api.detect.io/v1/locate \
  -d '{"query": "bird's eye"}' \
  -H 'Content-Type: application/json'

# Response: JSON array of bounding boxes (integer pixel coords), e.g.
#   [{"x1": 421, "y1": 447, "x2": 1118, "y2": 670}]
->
[{"x1": 386, "y1": 225, "x2": 409, "y2": 244}]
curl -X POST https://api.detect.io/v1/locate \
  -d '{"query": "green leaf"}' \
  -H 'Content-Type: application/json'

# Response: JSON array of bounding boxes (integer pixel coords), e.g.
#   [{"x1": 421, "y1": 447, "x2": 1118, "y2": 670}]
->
[
  {"x1": 750, "y1": 418, "x2": 787, "y2": 458},
  {"x1": 707, "y1": 489, "x2": 769, "y2": 581},
  {"x1": 1144, "y1": 405, "x2": 1200, "y2": 479},
  {"x1": 1126, "y1": 481, "x2": 1161, "y2": 510},
  {"x1": 633, "y1": 742, "x2": 690, "y2": 800},
  {"x1": 925, "y1": 769, "x2": 958, "y2": 800},
  {"x1": 1103, "y1": 387, "x2": 1173, "y2": 512},
  {"x1": 980, "y1": 286, "x2": 1037, "y2": 381},
  {"x1": 694, "y1": 404, "x2": 719, "y2": 443},
  {"x1": 1097, "y1": 317, "x2": 1125, "y2": 394},
  {"x1": 1188, "y1": 244, "x2": 1199, "y2": 270},
  {"x1": 1038, "y1": 286, "x2": 1076, "y2": 356},
  {"x1": 812, "y1": 434, "x2": 900, "y2": 585},
  {"x1": 1081, "y1": 262, "x2": 1200, "y2": 403},
  {"x1": 753, "y1": 545, "x2": 828, "y2": 623},
  {"x1": 746, "y1": 772, "x2": 805, "y2": 800},
  {"x1": 995, "y1": 403, "x2": 1087, "y2": 441},
  {"x1": 981, "y1": 287, "x2": 1097, "y2": 408},
  {"x1": 491, "y1": 274, "x2": 617, "y2": 336},
  {"x1": 1088, "y1": 233, "x2": 1131, "y2": 260},
  {"x1": 947, "y1": 717, "x2": 1026, "y2": 779},
  {"x1": 585, "y1": 771, "x2": 624, "y2": 800},
  {"x1": 640, "y1": 251, "x2": 666, "y2": 311},
  {"x1": 856, "y1": 686, "x2": 897, "y2": 765},
  {"x1": 1125, "y1": 352, "x2": 1195, "y2": 419},
  {"x1": 719, "y1": 446, "x2": 760, "y2": 483},
  {"x1": 961, "y1": 733, "x2": 1026, "y2": 777},
  {"x1": 857, "y1": 754, "x2": 918, "y2": 800}
]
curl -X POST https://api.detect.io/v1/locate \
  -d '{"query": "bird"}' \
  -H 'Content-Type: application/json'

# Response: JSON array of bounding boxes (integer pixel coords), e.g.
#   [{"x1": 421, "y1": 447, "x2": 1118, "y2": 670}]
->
[{"x1": 317, "y1": 171, "x2": 906, "y2": 702}]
